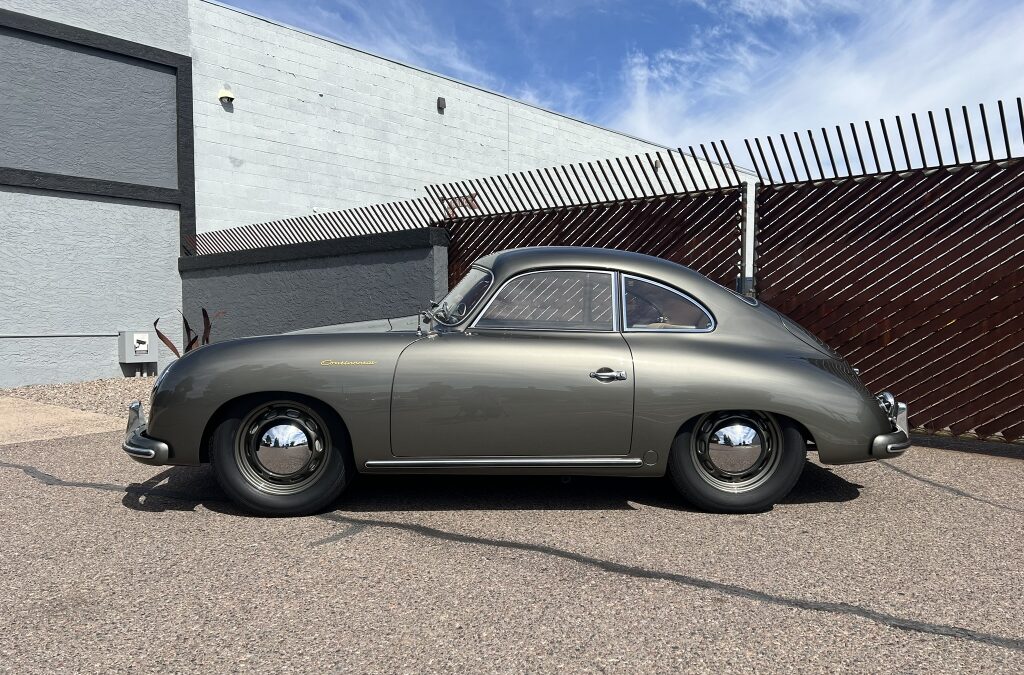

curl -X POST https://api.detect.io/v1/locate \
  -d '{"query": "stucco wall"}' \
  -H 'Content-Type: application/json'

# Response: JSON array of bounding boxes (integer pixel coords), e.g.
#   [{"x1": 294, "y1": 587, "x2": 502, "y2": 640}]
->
[
  {"x1": 189, "y1": 0, "x2": 664, "y2": 233},
  {"x1": 0, "y1": 27, "x2": 180, "y2": 188},
  {"x1": 0, "y1": 187, "x2": 183, "y2": 387},
  {"x1": 180, "y1": 229, "x2": 448, "y2": 341},
  {"x1": 0, "y1": 0, "x2": 190, "y2": 54}
]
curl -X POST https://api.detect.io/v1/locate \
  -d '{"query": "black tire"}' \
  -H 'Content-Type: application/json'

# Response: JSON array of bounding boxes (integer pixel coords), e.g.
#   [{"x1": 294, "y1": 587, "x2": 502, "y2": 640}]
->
[
  {"x1": 209, "y1": 397, "x2": 354, "y2": 516},
  {"x1": 668, "y1": 411, "x2": 805, "y2": 513}
]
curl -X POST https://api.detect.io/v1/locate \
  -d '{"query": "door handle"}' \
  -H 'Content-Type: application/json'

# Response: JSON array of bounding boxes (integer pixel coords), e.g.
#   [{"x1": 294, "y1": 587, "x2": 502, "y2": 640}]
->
[{"x1": 590, "y1": 369, "x2": 627, "y2": 382}]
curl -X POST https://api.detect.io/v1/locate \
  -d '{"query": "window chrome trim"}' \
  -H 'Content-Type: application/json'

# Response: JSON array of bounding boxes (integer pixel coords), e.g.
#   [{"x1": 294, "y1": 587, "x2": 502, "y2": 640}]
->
[
  {"x1": 435, "y1": 265, "x2": 494, "y2": 327},
  {"x1": 469, "y1": 268, "x2": 618, "y2": 333},
  {"x1": 620, "y1": 274, "x2": 716, "y2": 333},
  {"x1": 612, "y1": 271, "x2": 622, "y2": 333}
]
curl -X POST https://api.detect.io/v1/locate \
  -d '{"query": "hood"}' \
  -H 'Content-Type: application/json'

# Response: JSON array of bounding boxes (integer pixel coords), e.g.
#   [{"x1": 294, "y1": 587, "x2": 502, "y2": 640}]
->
[{"x1": 287, "y1": 315, "x2": 420, "y2": 335}]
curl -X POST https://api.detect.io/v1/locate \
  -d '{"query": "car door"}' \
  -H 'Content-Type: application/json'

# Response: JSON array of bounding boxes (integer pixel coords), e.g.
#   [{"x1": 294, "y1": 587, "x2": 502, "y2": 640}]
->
[{"x1": 390, "y1": 269, "x2": 634, "y2": 457}]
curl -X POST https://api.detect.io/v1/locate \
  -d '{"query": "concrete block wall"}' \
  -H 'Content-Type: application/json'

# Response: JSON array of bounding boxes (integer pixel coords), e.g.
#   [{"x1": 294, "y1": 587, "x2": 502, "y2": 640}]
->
[
  {"x1": 1, "y1": 0, "x2": 190, "y2": 54},
  {"x1": 189, "y1": 0, "x2": 665, "y2": 233}
]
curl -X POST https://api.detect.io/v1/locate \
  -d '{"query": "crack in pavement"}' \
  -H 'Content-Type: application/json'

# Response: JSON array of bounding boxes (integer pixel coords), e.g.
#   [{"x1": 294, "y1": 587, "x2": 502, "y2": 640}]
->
[
  {"x1": 0, "y1": 459, "x2": 204, "y2": 500},
  {"x1": 3, "y1": 457, "x2": 1023, "y2": 652},
  {"x1": 309, "y1": 512, "x2": 1024, "y2": 652},
  {"x1": 879, "y1": 461, "x2": 1024, "y2": 515},
  {"x1": 309, "y1": 517, "x2": 367, "y2": 547}
]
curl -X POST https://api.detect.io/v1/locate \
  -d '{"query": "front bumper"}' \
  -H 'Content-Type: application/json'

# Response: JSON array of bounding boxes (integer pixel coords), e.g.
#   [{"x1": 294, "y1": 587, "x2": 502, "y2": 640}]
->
[
  {"x1": 870, "y1": 394, "x2": 910, "y2": 457},
  {"x1": 122, "y1": 400, "x2": 171, "y2": 465}
]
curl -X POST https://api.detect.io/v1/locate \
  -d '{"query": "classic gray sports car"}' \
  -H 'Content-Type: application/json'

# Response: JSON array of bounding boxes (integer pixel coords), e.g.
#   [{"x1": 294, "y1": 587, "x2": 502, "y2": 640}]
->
[{"x1": 123, "y1": 247, "x2": 909, "y2": 515}]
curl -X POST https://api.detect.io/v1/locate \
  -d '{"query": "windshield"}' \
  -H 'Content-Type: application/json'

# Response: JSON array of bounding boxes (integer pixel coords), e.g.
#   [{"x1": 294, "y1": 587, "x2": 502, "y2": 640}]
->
[{"x1": 433, "y1": 267, "x2": 493, "y2": 325}]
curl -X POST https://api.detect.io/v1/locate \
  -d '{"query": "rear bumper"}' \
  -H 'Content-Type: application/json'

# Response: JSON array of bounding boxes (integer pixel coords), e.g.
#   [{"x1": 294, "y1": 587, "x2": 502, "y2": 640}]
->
[
  {"x1": 870, "y1": 397, "x2": 910, "y2": 457},
  {"x1": 122, "y1": 400, "x2": 171, "y2": 465}
]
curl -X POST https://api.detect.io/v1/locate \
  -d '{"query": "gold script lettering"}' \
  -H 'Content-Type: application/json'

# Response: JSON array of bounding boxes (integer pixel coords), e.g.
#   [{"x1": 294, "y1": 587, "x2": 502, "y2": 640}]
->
[{"x1": 320, "y1": 359, "x2": 377, "y2": 366}]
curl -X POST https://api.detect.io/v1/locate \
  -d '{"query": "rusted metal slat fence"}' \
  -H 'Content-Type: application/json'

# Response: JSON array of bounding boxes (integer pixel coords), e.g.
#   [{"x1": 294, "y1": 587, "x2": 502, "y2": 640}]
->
[
  {"x1": 750, "y1": 99, "x2": 1024, "y2": 441},
  {"x1": 434, "y1": 144, "x2": 747, "y2": 290},
  {"x1": 445, "y1": 188, "x2": 744, "y2": 289}
]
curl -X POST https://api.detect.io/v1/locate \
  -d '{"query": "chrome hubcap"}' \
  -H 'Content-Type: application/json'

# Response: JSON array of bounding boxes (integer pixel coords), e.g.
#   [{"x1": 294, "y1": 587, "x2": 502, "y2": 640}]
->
[
  {"x1": 691, "y1": 412, "x2": 781, "y2": 493},
  {"x1": 235, "y1": 403, "x2": 329, "y2": 495}
]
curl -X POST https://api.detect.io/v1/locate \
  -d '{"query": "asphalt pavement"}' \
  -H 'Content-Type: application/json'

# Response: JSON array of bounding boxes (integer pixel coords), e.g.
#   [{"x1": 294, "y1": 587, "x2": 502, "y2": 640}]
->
[{"x1": 0, "y1": 391, "x2": 1022, "y2": 673}]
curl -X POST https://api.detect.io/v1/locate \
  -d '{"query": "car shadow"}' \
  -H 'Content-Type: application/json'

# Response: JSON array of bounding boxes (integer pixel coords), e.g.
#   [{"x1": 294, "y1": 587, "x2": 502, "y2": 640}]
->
[
  {"x1": 784, "y1": 462, "x2": 862, "y2": 504},
  {"x1": 120, "y1": 461, "x2": 859, "y2": 515},
  {"x1": 910, "y1": 433, "x2": 1024, "y2": 460}
]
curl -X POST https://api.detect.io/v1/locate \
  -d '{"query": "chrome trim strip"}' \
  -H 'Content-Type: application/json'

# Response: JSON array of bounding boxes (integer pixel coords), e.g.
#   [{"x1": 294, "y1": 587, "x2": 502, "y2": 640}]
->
[
  {"x1": 886, "y1": 439, "x2": 911, "y2": 454},
  {"x1": 365, "y1": 457, "x2": 643, "y2": 468},
  {"x1": 619, "y1": 273, "x2": 716, "y2": 333},
  {"x1": 469, "y1": 268, "x2": 617, "y2": 332},
  {"x1": 122, "y1": 442, "x2": 156, "y2": 459},
  {"x1": 611, "y1": 270, "x2": 622, "y2": 332}
]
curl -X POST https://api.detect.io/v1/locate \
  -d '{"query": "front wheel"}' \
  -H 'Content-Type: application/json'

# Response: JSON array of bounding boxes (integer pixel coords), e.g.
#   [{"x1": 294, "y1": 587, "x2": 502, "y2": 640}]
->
[
  {"x1": 668, "y1": 411, "x2": 805, "y2": 513},
  {"x1": 210, "y1": 399, "x2": 353, "y2": 516}
]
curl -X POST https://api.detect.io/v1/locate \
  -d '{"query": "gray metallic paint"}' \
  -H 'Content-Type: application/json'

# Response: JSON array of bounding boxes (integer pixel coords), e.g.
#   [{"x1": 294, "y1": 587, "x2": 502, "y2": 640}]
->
[
  {"x1": 391, "y1": 331, "x2": 635, "y2": 457},
  {"x1": 143, "y1": 247, "x2": 897, "y2": 475}
]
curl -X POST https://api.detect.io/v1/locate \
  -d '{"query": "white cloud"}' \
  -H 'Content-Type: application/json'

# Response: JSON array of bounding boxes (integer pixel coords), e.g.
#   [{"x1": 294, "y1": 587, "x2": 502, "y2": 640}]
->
[
  {"x1": 605, "y1": 0, "x2": 1024, "y2": 167},
  {"x1": 697, "y1": 0, "x2": 861, "y2": 28}
]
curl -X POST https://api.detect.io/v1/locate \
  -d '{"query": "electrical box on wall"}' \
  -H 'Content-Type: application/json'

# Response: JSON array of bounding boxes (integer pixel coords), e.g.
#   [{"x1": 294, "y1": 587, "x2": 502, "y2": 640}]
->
[{"x1": 118, "y1": 330, "x2": 158, "y2": 372}]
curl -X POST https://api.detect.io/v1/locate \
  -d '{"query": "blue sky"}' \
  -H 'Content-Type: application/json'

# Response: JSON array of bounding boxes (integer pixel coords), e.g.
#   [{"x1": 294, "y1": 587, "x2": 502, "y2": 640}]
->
[{"x1": 227, "y1": 0, "x2": 1024, "y2": 154}]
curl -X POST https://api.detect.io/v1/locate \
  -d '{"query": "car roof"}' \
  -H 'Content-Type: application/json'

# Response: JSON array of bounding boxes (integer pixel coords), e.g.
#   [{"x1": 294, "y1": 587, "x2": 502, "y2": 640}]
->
[{"x1": 474, "y1": 246, "x2": 725, "y2": 296}]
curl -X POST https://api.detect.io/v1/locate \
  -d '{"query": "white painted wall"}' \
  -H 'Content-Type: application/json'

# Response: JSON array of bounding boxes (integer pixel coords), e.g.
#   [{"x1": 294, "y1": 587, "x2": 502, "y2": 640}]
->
[
  {"x1": 1, "y1": 0, "x2": 190, "y2": 54},
  {"x1": 189, "y1": 0, "x2": 667, "y2": 233}
]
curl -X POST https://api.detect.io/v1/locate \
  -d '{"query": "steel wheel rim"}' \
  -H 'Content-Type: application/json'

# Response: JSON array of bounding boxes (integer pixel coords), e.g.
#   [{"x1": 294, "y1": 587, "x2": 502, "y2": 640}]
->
[
  {"x1": 234, "y1": 402, "x2": 330, "y2": 495},
  {"x1": 690, "y1": 412, "x2": 782, "y2": 494}
]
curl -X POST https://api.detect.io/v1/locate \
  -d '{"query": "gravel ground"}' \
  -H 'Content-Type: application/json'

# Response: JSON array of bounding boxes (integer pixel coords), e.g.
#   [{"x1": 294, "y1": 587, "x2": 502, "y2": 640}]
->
[
  {"x1": 0, "y1": 376, "x2": 155, "y2": 418},
  {"x1": 0, "y1": 379, "x2": 1022, "y2": 673}
]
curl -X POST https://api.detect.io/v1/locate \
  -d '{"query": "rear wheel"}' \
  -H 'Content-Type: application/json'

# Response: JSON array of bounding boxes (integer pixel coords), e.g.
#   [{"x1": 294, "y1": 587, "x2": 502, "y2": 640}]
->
[
  {"x1": 668, "y1": 411, "x2": 805, "y2": 513},
  {"x1": 210, "y1": 398, "x2": 353, "y2": 516}
]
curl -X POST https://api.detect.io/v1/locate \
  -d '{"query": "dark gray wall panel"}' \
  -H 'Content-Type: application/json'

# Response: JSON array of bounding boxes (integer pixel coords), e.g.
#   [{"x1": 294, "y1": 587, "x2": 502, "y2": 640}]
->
[
  {"x1": 0, "y1": 26, "x2": 178, "y2": 188},
  {"x1": 181, "y1": 244, "x2": 449, "y2": 342}
]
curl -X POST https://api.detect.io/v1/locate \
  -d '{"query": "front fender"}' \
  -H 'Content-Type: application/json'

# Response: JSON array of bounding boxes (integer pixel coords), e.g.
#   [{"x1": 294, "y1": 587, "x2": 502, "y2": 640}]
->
[{"x1": 147, "y1": 333, "x2": 420, "y2": 465}]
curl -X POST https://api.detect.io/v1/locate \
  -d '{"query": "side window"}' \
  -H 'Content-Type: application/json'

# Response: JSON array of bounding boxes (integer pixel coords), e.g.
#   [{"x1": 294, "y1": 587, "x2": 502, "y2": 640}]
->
[
  {"x1": 623, "y1": 276, "x2": 712, "y2": 330},
  {"x1": 476, "y1": 271, "x2": 614, "y2": 331}
]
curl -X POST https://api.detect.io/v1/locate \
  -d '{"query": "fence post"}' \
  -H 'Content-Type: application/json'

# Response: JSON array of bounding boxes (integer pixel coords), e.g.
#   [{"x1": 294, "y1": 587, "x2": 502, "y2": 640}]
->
[{"x1": 738, "y1": 179, "x2": 758, "y2": 297}]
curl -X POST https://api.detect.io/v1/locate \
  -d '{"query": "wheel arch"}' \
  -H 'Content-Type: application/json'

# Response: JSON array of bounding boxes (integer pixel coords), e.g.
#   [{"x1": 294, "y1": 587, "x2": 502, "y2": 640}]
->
[
  {"x1": 198, "y1": 391, "x2": 353, "y2": 463},
  {"x1": 671, "y1": 410, "x2": 817, "y2": 450}
]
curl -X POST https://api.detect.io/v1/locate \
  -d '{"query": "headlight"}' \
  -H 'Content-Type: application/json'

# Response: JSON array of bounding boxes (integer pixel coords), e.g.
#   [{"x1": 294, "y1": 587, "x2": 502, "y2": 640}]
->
[
  {"x1": 876, "y1": 391, "x2": 898, "y2": 425},
  {"x1": 153, "y1": 359, "x2": 176, "y2": 389}
]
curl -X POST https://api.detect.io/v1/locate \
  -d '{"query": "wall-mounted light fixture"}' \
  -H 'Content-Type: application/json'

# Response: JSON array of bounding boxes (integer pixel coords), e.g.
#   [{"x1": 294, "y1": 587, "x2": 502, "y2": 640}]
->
[
  {"x1": 218, "y1": 87, "x2": 235, "y2": 105},
  {"x1": 437, "y1": 96, "x2": 446, "y2": 114}
]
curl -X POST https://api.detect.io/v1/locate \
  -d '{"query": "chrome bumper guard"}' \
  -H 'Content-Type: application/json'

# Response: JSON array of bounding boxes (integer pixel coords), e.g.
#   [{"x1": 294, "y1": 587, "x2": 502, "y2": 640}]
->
[
  {"x1": 871, "y1": 392, "x2": 910, "y2": 457},
  {"x1": 122, "y1": 400, "x2": 170, "y2": 465}
]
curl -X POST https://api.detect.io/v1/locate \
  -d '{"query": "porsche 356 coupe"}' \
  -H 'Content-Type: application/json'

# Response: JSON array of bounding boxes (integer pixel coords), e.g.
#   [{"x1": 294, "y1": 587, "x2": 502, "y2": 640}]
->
[{"x1": 123, "y1": 247, "x2": 909, "y2": 515}]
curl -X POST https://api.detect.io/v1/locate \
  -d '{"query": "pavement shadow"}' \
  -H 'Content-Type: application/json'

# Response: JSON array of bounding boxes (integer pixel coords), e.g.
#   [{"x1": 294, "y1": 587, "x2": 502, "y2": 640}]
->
[
  {"x1": 121, "y1": 466, "x2": 240, "y2": 515},
  {"x1": 910, "y1": 433, "x2": 1024, "y2": 460},
  {"x1": 342, "y1": 474, "x2": 668, "y2": 512},
  {"x1": 339, "y1": 461, "x2": 859, "y2": 513},
  {"x1": 119, "y1": 460, "x2": 860, "y2": 516},
  {"x1": 784, "y1": 462, "x2": 862, "y2": 504}
]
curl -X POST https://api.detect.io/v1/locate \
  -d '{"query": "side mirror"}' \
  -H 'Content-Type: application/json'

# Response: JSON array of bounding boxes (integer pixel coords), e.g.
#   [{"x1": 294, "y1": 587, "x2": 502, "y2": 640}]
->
[{"x1": 429, "y1": 300, "x2": 439, "y2": 309}]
